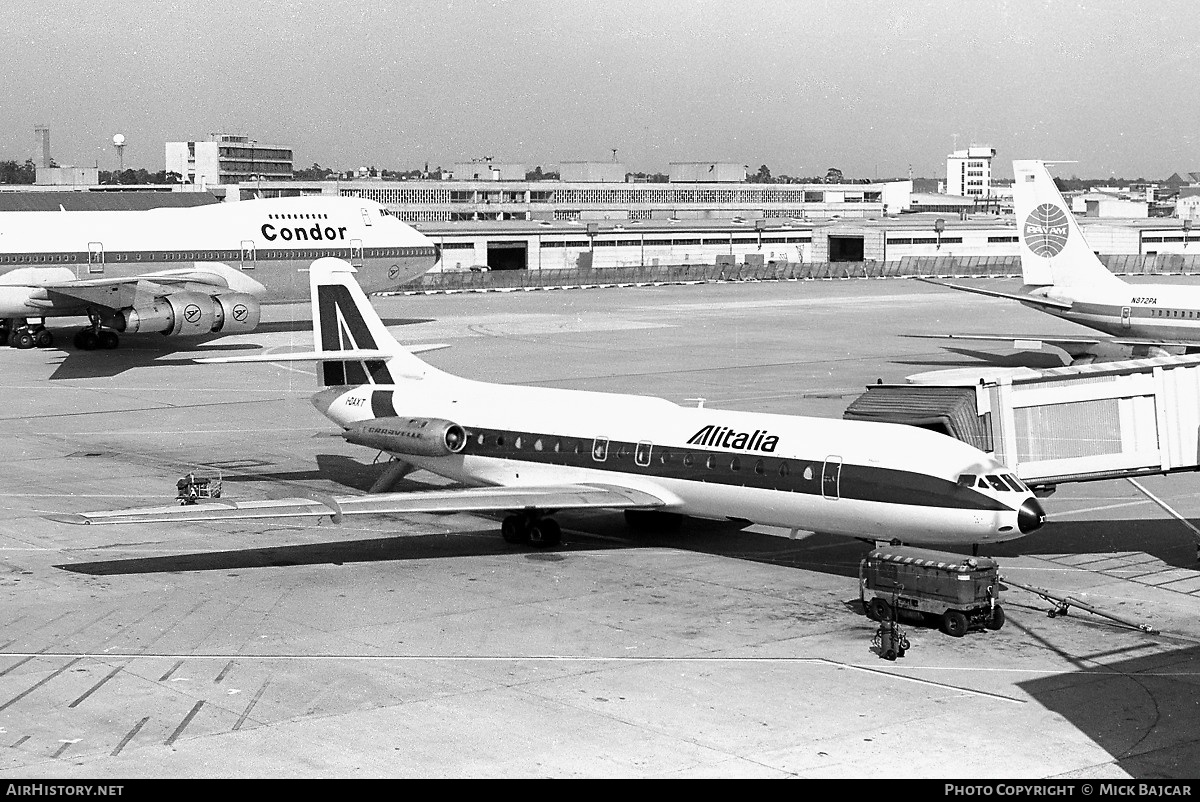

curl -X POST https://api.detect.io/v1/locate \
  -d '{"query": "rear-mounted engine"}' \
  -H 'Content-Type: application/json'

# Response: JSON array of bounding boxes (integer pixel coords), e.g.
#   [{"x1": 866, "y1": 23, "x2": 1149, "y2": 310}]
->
[{"x1": 343, "y1": 417, "x2": 467, "y2": 457}]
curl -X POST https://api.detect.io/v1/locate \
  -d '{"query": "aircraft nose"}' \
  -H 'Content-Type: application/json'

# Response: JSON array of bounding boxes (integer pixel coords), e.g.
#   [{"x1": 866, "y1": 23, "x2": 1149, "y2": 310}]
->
[
  {"x1": 1018, "y1": 497, "x2": 1047, "y2": 534},
  {"x1": 311, "y1": 388, "x2": 342, "y2": 417}
]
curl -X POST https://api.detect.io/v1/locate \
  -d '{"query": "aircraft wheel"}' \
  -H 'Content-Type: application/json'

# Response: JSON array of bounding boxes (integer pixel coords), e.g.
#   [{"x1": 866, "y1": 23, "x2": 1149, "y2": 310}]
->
[
  {"x1": 98, "y1": 330, "x2": 119, "y2": 349},
  {"x1": 867, "y1": 598, "x2": 892, "y2": 622},
  {"x1": 34, "y1": 329, "x2": 53, "y2": 348},
  {"x1": 74, "y1": 329, "x2": 99, "y2": 350},
  {"x1": 14, "y1": 331, "x2": 34, "y2": 349},
  {"x1": 501, "y1": 515, "x2": 526, "y2": 544},
  {"x1": 532, "y1": 518, "x2": 561, "y2": 548},
  {"x1": 985, "y1": 604, "x2": 1005, "y2": 631},
  {"x1": 942, "y1": 610, "x2": 969, "y2": 638}
]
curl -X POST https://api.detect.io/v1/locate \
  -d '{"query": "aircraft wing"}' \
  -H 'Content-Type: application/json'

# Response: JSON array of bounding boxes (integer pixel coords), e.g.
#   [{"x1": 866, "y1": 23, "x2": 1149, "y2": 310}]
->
[
  {"x1": 907, "y1": 332, "x2": 1200, "y2": 351},
  {"x1": 918, "y1": 278, "x2": 1074, "y2": 311},
  {"x1": 46, "y1": 482, "x2": 673, "y2": 526},
  {"x1": 28, "y1": 267, "x2": 252, "y2": 311}
]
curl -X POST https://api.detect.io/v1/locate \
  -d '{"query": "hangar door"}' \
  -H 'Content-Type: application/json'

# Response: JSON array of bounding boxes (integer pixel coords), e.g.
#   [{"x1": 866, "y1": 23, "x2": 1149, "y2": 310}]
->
[
  {"x1": 828, "y1": 235, "x2": 865, "y2": 262},
  {"x1": 487, "y1": 241, "x2": 528, "y2": 271}
]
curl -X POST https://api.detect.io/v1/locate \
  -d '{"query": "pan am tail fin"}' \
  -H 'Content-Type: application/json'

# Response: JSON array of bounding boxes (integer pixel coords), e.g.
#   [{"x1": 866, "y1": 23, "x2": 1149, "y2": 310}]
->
[{"x1": 1012, "y1": 160, "x2": 1125, "y2": 292}]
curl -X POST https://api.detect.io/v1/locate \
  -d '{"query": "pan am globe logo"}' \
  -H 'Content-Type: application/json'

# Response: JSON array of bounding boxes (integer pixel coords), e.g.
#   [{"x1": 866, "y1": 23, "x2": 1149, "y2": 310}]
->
[{"x1": 1024, "y1": 203, "x2": 1070, "y2": 257}]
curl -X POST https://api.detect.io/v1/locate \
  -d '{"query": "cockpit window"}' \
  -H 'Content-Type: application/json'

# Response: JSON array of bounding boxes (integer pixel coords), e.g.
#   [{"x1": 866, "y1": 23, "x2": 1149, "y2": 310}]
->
[
  {"x1": 1002, "y1": 474, "x2": 1026, "y2": 492},
  {"x1": 985, "y1": 475, "x2": 1007, "y2": 491},
  {"x1": 957, "y1": 474, "x2": 976, "y2": 488}
]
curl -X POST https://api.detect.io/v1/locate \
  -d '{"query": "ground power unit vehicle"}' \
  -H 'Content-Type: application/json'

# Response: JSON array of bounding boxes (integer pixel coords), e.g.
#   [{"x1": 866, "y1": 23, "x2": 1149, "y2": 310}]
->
[{"x1": 860, "y1": 546, "x2": 1005, "y2": 637}]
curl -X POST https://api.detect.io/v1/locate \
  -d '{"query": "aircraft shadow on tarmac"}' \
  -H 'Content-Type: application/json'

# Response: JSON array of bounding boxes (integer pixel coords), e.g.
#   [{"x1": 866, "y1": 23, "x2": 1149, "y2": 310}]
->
[
  {"x1": 54, "y1": 454, "x2": 1200, "y2": 577},
  {"x1": 40, "y1": 317, "x2": 433, "y2": 381},
  {"x1": 892, "y1": 345, "x2": 1068, "y2": 371},
  {"x1": 1017, "y1": 633, "x2": 1200, "y2": 778}
]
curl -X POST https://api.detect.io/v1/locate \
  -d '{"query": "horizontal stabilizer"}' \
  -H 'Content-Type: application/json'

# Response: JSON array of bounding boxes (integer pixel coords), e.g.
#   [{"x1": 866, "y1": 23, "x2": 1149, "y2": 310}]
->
[
  {"x1": 196, "y1": 344, "x2": 449, "y2": 364},
  {"x1": 918, "y1": 278, "x2": 1074, "y2": 310}
]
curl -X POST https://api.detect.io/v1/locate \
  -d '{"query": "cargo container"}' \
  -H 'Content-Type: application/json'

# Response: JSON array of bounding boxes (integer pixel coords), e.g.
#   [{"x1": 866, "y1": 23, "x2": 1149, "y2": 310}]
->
[{"x1": 860, "y1": 546, "x2": 1004, "y2": 637}]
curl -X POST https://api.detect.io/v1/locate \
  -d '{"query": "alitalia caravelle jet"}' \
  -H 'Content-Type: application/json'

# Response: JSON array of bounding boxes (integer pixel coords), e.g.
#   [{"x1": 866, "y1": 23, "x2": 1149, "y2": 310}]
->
[
  {"x1": 921, "y1": 159, "x2": 1200, "y2": 364},
  {"x1": 55, "y1": 258, "x2": 1046, "y2": 550}
]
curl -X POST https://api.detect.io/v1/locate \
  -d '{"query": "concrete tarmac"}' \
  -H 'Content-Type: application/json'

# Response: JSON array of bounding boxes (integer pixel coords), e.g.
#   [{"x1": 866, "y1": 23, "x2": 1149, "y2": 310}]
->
[{"x1": 1, "y1": 276, "x2": 1198, "y2": 778}]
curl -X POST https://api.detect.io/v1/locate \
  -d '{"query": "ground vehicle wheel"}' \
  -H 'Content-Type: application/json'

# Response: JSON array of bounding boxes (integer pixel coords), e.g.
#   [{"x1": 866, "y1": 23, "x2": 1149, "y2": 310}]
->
[
  {"x1": 985, "y1": 604, "x2": 1006, "y2": 631},
  {"x1": 501, "y1": 515, "x2": 525, "y2": 544},
  {"x1": 942, "y1": 610, "x2": 969, "y2": 638},
  {"x1": 883, "y1": 648, "x2": 896, "y2": 661},
  {"x1": 868, "y1": 597, "x2": 892, "y2": 622},
  {"x1": 34, "y1": 329, "x2": 53, "y2": 348}
]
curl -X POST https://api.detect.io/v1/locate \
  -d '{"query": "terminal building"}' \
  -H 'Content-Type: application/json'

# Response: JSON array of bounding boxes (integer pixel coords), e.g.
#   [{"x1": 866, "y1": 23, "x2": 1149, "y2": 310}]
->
[{"x1": 165, "y1": 133, "x2": 293, "y2": 188}]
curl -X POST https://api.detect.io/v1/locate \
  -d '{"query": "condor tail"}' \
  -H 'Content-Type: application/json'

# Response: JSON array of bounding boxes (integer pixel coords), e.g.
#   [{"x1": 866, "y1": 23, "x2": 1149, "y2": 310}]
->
[{"x1": 1012, "y1": 160, "x2": 1126, "y2": 292}]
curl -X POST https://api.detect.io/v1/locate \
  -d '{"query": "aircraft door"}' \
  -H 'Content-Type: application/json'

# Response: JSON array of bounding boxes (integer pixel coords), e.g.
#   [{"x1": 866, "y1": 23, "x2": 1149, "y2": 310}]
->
[
  {"x1": 350, "y1": 239, "x2": 364, "y2": 267},
  {"x1": 240, "y1": 240, "x2": 256, "y2": 269},
  {"x1": 822, "y1": 456, "x2": 842, "y2": 500},
  {"x1": 360, "y1": 208, "x2": 373, "y2": 226},
  {"x1": 1121, "y1": 306, "x2": 1131, "y2": 328},
  {"x1": 591, "y1": 437, "x2": 609, "y2": 462},
  {"x1": 87, "y1": 242, "x2": 104, "y2": 274},
  {"x1": 635, "y1": 440, "x2": 653, "y2": 467}
]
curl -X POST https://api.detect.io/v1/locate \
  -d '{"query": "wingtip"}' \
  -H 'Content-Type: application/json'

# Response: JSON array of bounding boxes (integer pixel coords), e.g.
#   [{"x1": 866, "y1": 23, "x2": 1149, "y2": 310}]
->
[{"x1": 43, "y1": 513, "x2": 91, "y2": 526}]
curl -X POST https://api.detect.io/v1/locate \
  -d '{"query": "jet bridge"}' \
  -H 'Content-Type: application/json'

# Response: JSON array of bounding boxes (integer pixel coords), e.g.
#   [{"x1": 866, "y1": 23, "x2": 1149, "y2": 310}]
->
[
  {"x1": 846, "y1": 355, "x2": 1200, "y2": 554},
  {"x1": 845, "y1": 354, "x2": 1200, "y2": 489}
]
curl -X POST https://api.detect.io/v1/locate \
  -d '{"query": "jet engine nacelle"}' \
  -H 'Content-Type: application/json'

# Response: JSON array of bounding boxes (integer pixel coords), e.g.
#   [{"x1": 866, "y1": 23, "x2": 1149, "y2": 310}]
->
[
  {"x1": 104, "y1": 292, "x2": 261, "y2": 336},
  {"x1": 343, "y1": 417, "x2": 467, "y2": 457}
]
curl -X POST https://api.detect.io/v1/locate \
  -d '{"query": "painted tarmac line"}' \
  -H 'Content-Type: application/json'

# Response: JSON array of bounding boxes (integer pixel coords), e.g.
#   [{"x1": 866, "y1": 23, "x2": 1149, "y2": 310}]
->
[
  {"x1": 233, "y1": 679, "x2": 270, "y2": 732},
  {"x1": 0, "y1": 658, "x2": 82, "y2": 713},
  {"x1": 110, "y1": 717, "x2": 148, "y2": 757},
  {"x1": 69, "y1": 665, "x2": 124, "y2": 709},
  {"x1": 165, "y1": 701, "x2": 205, "y2": 746}
]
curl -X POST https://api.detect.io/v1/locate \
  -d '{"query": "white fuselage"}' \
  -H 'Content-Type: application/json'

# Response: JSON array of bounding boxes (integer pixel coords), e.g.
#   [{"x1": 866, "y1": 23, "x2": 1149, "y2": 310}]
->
[
  {"x1": 0, "y1": 197, "x2": 438, "y2": 318},
  {"x1": 1031, "y1": 281, "x2": 1200, "y2": 343},
  {"x1": 314, "y1": 373, "x2": 1043, "y2": 546}
]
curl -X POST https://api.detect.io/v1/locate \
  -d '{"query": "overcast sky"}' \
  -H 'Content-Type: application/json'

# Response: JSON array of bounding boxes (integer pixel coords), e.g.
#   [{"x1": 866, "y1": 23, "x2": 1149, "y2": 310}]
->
[{"x1": 2, "y1": 0, "x2": 1196, "y2": 180}]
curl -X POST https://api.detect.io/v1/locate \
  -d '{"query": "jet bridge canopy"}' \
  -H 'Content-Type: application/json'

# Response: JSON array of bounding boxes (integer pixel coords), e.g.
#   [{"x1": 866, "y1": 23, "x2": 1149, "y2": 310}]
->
[
  {"x1": 845, "y1": 355, "x2": 1200, "y2": 488},
  {"x1": 843, "y1": 385, "x2": 992, "y2": 452}
]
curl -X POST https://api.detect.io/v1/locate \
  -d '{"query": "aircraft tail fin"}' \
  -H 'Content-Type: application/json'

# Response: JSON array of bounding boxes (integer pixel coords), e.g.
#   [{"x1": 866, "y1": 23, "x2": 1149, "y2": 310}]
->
[
  {"x1": 1012, "y1": 160, "x2": 1125, "y2": 291},
  {"x1": 309, "y1": 257, "x2": 439, "y2": 387}
]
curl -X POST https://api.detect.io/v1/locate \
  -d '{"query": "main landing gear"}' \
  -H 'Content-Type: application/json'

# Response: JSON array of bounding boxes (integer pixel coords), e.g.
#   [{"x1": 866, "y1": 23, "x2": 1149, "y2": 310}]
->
[
  {"x1": 73, "y1": 312, "x2": 119, "y2": 351},
  {"x1": 0, "y1": 318, "x2": 54, "y2": 349},
  {"x1": 500, "y1": 512, "x2": 562, "y2": 548}
]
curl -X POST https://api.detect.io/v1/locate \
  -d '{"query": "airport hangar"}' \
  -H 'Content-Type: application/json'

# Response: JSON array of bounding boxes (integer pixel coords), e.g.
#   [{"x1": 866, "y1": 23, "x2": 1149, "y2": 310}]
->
[
  {"x1": 220, "y1": 167, "x2": 1198, "y2": 272},
  {"x1": 3, "y1": 168, "x2": 1197, "y2": 273}
]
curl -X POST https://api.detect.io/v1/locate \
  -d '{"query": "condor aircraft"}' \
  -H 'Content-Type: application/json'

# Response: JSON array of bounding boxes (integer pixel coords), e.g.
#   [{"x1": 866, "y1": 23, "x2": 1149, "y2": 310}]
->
[
  {"x1": 0, "y1": 197, "x2": 438, "y2": 350},
  {"x1": 55, "y1": 258, "x2": 1046, "y2": 550},
  {"x1": 921, "y1": 159, "x2": 1200, "y2": 364}
]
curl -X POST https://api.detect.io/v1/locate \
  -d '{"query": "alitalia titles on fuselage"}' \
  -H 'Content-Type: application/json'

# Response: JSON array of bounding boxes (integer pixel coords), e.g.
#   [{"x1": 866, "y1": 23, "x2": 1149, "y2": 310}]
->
[{"x1": 687, "y1": 425, "x2": 779, "y2": 452}]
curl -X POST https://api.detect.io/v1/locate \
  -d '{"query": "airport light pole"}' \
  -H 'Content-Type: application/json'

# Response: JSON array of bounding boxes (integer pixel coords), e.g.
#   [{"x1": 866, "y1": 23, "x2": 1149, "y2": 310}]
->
[{"x1": 935, "y1": 218, "x2": 945, "y2": 250}]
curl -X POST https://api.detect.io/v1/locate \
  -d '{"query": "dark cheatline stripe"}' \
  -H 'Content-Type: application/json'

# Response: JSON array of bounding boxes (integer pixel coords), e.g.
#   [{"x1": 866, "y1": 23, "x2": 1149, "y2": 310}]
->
[
  {"x1": 372, "y1": 390, "x2": 395, "y2": 418},
  {"x1": 381, "y1": 422, "x2": 1014, "y2": 512}
]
